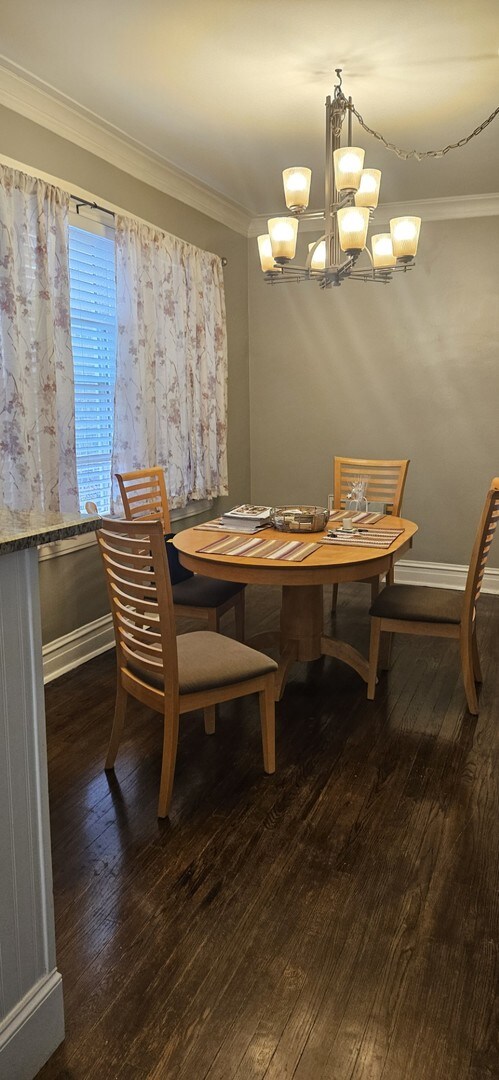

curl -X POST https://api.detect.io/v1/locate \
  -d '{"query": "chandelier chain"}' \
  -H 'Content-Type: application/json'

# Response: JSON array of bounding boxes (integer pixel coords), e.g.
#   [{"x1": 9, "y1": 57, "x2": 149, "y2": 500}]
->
[{"x1": 347, "y1": 99, "x2": 499, "y2": 161}]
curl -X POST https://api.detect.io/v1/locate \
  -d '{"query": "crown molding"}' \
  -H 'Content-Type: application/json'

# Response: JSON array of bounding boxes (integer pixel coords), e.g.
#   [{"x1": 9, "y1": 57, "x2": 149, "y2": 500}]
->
[
  {"x1": 0, "y1": 59, "x2": 251, "y2": 236},
  {"x1": 369, "y1": 194, "x2": 499, "y2": 224},
  {"x1": 248, "y1": 192, "x2": 499, "y2": 237}
]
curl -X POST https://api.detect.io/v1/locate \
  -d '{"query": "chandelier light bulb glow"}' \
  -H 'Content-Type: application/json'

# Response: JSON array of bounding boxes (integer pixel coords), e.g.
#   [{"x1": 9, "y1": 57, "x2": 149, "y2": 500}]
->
[
  {"x1": 390, "y1": 216, "x2": 421, "y2": 261},
  {"x1": 337, "y1": 206, "x2": 369, "y2": 253},
  {"x1": 283, "y1": 167, "x2": 312, "y2": 211},
  {"x1": 268, "y1": 217, "x2": 299, "y2": 261},
  {"x1": 354, "y1": 169, "x2": 381, "y2": 208},
  {"x1": 257, "y1": 234, "x2": 277, "y2": 272},
  {"x1": 371, "y1": 233, "x2": 396, "y2": 269},
  {"x1": 308, "y1": 240, "x2": 326, "y2": 270},
  {"x1": 333, "y1": 147, "x2": 365, "y2": 190}
]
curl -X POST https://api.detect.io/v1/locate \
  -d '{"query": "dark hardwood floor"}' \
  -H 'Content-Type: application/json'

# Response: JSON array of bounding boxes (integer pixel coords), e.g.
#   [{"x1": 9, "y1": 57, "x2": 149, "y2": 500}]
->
[{"x1": 37, "y1": 584, "x2": 499, "y2": 1080}]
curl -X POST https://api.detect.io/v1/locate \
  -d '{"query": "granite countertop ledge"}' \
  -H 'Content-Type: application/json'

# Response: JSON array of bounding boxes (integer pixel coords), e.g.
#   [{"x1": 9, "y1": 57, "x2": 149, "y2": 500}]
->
[{"x1": 0, "y1": 508, "x2": 102, "y2": 555}]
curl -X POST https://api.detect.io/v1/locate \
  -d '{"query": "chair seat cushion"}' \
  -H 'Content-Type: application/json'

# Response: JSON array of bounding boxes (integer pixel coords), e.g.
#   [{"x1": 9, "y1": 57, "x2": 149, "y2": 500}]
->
[
  {"x1": 172, "y1": 574, "x2": 244, "y2": 609},
  {"x1": 177, "y1": 632, "x2": 277, "y2": 694},
  {"x1": 370, "y1": 584, "x2": 463, "y2": 624},
  {"x1": 128, "y1": 632, "x2": 277, "y2": 694}
]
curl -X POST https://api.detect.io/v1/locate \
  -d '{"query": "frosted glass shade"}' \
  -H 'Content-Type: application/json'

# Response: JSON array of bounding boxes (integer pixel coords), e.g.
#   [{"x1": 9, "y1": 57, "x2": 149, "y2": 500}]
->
[
  {"x1": 337, "y1": 206, "x2": 369, "y2": 253},
  {"x1": 283, "y1": 167, "x2": 312, "y2": 211},
  {"x1": 333, "y1": 146, "x2": 365, "y2": 191},
  {"x1": 268, "y1": 217, "x2": 298, "y2": 262},
  {"x1": 308, "y1": 240, "x2": 326, "y2": 270},
  {"x1": 390, "y1": 216, "x2": 421, "y2": 261},
  {"x1": 258, "y1": 234, "x2": 277, "y2": 272},
  {"x1": 354, "y1": 169, "x2": 381, "y2": 209},
  {"x1": 371, "y1": 233, "x2": 396, "y2": 269}
]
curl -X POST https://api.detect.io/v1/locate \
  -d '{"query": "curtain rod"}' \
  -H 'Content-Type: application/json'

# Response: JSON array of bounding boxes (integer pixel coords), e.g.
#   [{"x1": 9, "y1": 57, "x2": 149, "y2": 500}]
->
[
  {"x1": 71, "y1": 194, "x2": 115, "y2": 218},
  {"x1": 69, "y1": 193, "x2": 228, "y2": 266}
]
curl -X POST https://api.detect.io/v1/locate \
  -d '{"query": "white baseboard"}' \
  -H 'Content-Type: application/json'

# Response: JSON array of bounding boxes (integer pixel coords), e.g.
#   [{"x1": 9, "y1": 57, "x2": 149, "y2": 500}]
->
[
  {"x1": 0, "y1": 970, "x2": 64, "y2": 1080},
  {"x1": 41, "y1": 562, "x2": 499, "y2": 685},
  {"x1": 395, "y1": 560, "x2": 499, "y2": 593},
  {"x1": 43, "y1": 612, "x2": 114, "y2": 684}
]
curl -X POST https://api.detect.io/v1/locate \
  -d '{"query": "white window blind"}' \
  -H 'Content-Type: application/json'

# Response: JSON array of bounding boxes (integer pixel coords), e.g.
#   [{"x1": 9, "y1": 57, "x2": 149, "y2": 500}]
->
[{"x1": 69, "y1": 224, "x2": 117, "y2": 513}]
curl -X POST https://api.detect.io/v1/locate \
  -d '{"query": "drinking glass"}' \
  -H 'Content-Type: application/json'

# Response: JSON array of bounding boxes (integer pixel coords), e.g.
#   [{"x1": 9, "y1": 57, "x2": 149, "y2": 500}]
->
[{"x1": 346, "y1": 476, "x2": 369, "y2": 515}]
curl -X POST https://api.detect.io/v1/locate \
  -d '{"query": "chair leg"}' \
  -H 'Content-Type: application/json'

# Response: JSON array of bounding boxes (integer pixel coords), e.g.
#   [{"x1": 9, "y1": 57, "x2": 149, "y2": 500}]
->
[
  {"x1": 460, "y1": 628, "x2": 479, "y2": 715},
  {"x1": 105, "y1": 680, "x2": 128, "y2": 769},
  {"x1": 386, "y1": 566, "x2": 395, "y2": 587},
  {"x1": 207, "y1": 608, "x2": 219, "y2": 632},
  {"x1": 234, "y1": 590, "x2": 245, "y2": 642},
  {"x1": 204, "y1": 704, "x2": 216, "y2": 735},
  {"x1": 367, "y1": 618, "x2": 382, "y2": 700},
  {"x1": 379, "y1": 632, "x2": 393, "y2": 671},
  {"x1": 331, "y1": 583, "x2": 339, "y2": 614},
  {"x1": 472, "y1": 626, "x2": 482, "y2": 683},
  {"x1": 370, "y1": 576, "x2": 380, "y2": 604},
  {"x1": 258, "y1": 677, "x2": 276, "y2": 774},
  {"x1": 157, "y1": 703, "x2": 180, "y2": 818}
]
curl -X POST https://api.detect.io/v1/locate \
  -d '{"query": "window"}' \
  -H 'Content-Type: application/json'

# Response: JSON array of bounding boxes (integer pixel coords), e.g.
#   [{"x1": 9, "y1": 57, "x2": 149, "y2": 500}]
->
[
  {"x1": 68, "y1": 218, "x2": 116, "y2": 513},
  {"x1": 68, "y1": 211, "x2": 212, "y2": 520}
]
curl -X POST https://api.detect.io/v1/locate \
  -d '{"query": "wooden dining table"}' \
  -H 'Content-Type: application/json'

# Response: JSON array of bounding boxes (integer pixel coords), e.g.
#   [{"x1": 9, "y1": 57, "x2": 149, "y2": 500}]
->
[{"x1": 174, "y1": 517, "x2": 418, "y2": 699}]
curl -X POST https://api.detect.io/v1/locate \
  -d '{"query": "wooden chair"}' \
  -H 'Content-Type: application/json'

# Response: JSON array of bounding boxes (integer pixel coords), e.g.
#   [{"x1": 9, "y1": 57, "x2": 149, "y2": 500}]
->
[
  {"x1": 96, "y1": 517, "x2": 277, "y2": 817},
  {"x1": 367, "y1": 477, "x2": 499, "y2": 714},
  {"x1": 331, "y1": 456, "x2": 410, "y2": 612},
  {"x1": 116, "y1": 467, "x2": 246, "y2": 640}
]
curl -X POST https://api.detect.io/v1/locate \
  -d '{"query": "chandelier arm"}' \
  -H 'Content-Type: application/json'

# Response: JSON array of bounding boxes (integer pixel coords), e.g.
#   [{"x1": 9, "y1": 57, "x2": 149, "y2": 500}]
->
[
  {"x1": 335, "y1": 255, "x2": 356, "y2": 281},
  {"x1": 349, "y1": 101, "x2": 499, "y2": 161},
  {"x1": 348, "y1": 272, "x2": 387, "y2": 283},
  {"x1": 297, "y1": 209, "x2": 328, "y2": 220},
  {"x1": 290, "y1": 193, "x2": 353, "y2": 219}
]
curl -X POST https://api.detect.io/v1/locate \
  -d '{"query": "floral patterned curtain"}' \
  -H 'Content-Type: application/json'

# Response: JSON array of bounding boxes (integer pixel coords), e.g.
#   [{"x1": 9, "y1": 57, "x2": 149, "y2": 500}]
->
[
  {"x1": 0, "y1": 166, "x2": 78, "y2": 512},
  {"x1": 111, "y1": 216, "x2": 228, "y2": 512}
]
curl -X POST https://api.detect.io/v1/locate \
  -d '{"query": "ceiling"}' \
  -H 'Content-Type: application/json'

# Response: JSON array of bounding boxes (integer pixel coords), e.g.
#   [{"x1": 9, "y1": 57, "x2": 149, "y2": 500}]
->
[{"x1": 1, "y1": 0, "x2": 498, "y2": 219}]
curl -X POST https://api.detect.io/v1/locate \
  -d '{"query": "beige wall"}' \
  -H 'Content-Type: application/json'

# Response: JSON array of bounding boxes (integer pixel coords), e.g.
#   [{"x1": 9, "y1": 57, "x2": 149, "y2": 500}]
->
[
  {"x1": 249, "y1": 215, "x2": 499, "y2": 567},
  {"x1": 0, "y1": 104, "x2": 251, "y2": 643},
  {"x1": 1, "y1": 101, "x2": 498, "y2": 647}
]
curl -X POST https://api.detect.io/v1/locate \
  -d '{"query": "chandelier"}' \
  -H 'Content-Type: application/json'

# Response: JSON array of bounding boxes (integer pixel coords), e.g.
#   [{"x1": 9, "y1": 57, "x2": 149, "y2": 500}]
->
[
  {"x1": 257, "y1": 70, "x2": 499, "y2": 289},
  {"x1": 257, "y1": 70, "x2": 422, "y2": 288}
]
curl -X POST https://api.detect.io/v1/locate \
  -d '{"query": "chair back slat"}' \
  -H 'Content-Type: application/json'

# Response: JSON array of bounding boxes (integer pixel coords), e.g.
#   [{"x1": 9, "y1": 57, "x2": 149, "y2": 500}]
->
[
  {"x1": 464, "y1": 479, "x2": 499, "y2": 620},
  {"x1": 116, "y1": 468, "x2": 171, "y2": 531},
  {"x1": 118, "y1": 620, "x2": 162, "y2": 647},
  {"x1": 98, "y1": 538, "x2": 158, "y2": 568},
  {"x1": 333, "y1": 457, "x2": 410, "y2": 516},
  {"x1": 113, "y1": 594, "x2": 160, "y2": 621},
  {"x1": 120, "y1": 642, "x2": 164, "y2": 678},
  {"x1": 97, "y1": 518, "x2": 178, "y2": 696},
  {"x1": 109, "y1": 575, "x2": 158, "y2": 601}
]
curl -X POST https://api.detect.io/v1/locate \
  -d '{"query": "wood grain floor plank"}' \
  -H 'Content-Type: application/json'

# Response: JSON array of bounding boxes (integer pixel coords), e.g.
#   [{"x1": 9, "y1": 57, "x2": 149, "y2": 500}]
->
[{"x1": 36, "y1": 585, "x2": 499, "y2": 1080}]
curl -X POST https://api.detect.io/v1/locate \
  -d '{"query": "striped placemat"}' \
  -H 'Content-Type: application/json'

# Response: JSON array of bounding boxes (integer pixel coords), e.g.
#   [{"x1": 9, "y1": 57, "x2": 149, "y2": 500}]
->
[
  {"x1": 197, "y1": 534, "x2": 321, "y2": 562},
  {"x1": 320, "y1": 528, "x2": 404, "y2": 549},
  {"x1": 328, "y1": 510, "x2": 385, "y2": 524}
]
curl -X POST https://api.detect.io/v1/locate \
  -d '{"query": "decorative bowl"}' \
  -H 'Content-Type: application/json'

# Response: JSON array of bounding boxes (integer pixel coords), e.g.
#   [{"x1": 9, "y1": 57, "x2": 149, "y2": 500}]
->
[{"x1": 270, "y1": 505, "x2": 329, "y2": 533}]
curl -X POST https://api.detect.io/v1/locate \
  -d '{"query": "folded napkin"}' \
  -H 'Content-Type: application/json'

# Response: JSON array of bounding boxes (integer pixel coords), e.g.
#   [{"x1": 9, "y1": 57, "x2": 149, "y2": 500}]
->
[{"x1": 320, "y1": 528, "x2": 403, "y2": 550}]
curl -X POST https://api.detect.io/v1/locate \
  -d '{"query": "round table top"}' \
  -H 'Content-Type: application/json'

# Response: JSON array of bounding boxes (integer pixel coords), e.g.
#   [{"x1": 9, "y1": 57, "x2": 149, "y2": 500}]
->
[{"x1": 174, "y1": 517, "x2": 418, "y2": 587}]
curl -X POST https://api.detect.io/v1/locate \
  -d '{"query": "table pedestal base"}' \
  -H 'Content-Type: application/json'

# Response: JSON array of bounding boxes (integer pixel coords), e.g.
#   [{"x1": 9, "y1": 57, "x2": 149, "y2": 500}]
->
[{"x1": 249, "y1": 583, "x2": 370, "y2": 700}]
